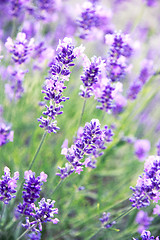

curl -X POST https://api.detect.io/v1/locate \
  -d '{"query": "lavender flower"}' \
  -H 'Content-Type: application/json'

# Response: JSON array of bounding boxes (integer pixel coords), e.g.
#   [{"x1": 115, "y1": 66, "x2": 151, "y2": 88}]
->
[
  {"x1": 5, "y1": 67, "x2": 27, "y2": 102},
  {"x1": 135, "y1": 210, "x2": 153, "y2": 233},
  {"x1": 105, "y1": 32, "x2": 133, "y2": 82},
  {"x1": 79, "y1": 56, "x2": 105, "y2": 98},
  {"x1": 134, "y1": 139, "x2": 150, "y2": 161},
  {"x1": 153, "y1": 204, "x2": 160, "y2": 216},
  {"x1": 0, "y1": 122, "x2": 14, "y2": 147},
  {"x1": 17, "y1": 170, "x2": 47, "y2": 216},
  {"x1": 77, "y1": 1, "x2": 112, "y2": 39},
  {"x1": 5, "y1": 32, "x2": 34, "y2": 64},
  {"x1": 38, "y1": 37, "x2": 84, "y2": 133},
  {"x1": 22, "y1": 198, "x2": 59, "y2": 233},
  {"x1": 27, "y1": 232, "x2": 41, "y2": 240},
  {"x1": 130, "y1": 155, "x2": 160, "y2": 209},
  {"x1": 57, "y1": 119, "x2": 113, "y2": 178},
  {"x1": 143, "y1": 0, "x2": 158, "y2": 7},
  {"x1": 9, "y1": 0, "x2": 29, "y2": 17},
  {"x1": 133, "y1": 230, "x2": 159, "y2": 240},
  {"x1": 0, "y1": 167, "x2": 19, "y2": 204},
  {"x1": 127, "y1": 59, "x2": 153, "y2": 100},
  {"x1": 156, "y1": 140, "x2": 160, "y2": 156},
  {"x1": 99, "y1": 212, "x2": 116, "y2": 229}
]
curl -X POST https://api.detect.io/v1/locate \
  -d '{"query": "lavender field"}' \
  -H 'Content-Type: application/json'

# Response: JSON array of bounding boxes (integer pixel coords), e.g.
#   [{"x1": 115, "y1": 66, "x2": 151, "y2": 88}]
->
[{"x1": 0, "y1": 0, "x2": 160, "y2": 239}]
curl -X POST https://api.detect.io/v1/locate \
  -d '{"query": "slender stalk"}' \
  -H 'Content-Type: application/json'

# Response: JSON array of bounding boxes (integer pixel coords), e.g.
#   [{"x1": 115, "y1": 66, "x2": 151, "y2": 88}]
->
[
  {"x1": 51, "y1": 179, "x2": 64, "y2": 196},
  {"x1": 10, "y1": 131, "x2": 47, "y2": 210},
  {"x1": 28, "y1": 130, "x2": 47, "y2": 170},
  {"x1": 87, "y1": 228, "x2": 101, "y2": 240},
  {"x1": 78, "y1": 98, "x2": 87, "y2": 128},
  {"x1": 0, "y1": 204, "x2": 6, "y2": 220},
  {"x1": 17, "y1": 225, "x2": 35, "y2": 240},
  {"x1": 112, "y1": 207, "x2": 134, "y2": 223}
]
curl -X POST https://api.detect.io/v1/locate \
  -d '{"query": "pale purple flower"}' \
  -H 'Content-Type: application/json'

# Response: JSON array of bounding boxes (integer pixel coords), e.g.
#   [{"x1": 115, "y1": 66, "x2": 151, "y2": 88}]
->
[
  {"x1": 134, "y1": 139, "x2": 150, "y2": 161},
  {"x1": 5, "y1": 32, "x2": 34, "y2": 64},
  {"x1": 153, "y1": 204, "x2": 160, "y2": 216},
  {"x1": 135, "y1": 210, "x2": 153, "y2": 233},
  {"x1": 0, "y1": 122, "x2": 14, "y2": 147}
]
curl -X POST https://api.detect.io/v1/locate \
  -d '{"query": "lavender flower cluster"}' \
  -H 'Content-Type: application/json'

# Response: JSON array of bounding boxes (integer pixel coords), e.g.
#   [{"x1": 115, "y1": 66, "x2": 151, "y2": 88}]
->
[
  {"x1": 17, "y1": 170, "x2": 59, "y2": 235},
  {"x1": 133, "y1": 230, "x2": 159, "y2": 240},
  {"x1": 0, "y1": 167, "x2": 19, "y2": 204},
  {"x1": 57, "y1": 119, "x2": 113, "y2": 178},
  {"x1": 79, "y1": 31, "x2": 132, "y2": 114},
  {"x1": 38, "y1": 37, "x2": 84, "y2": 133},
  {"x1": 130, "y1": 155, "x2": 160, "y2": 209}
]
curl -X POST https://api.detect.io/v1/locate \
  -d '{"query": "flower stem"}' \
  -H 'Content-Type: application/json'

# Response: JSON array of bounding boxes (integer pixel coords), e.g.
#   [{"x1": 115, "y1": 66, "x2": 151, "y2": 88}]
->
[
  {"x1": 51, "y1": 179, "x2": 64, "y2": 196},
  {"x1": 28, "y1": 130, "x2": 47, "y2": 170},
  {"x1": 10, "y1": 130, "x2": 47, "y2": 210},
  {"x1": 87, "y1": 228, "x2": 101, "y2": 240},
  {"x1": 17, "y1": 225, "x2": 35, "y2": 240},
  {"x1": 78, "y1": 98, "x2": 87, "y2": 128}
]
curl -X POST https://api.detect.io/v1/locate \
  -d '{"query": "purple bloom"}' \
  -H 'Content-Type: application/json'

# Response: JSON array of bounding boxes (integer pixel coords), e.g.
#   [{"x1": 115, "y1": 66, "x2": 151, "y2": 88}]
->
[
  {"x1": 130, "y1": 155, "x2": 160, "y2": 209},
  {"x1": 128, "y1": 59, "x2": 153, "y2": 100},
  {"x1": 153, "y1": 204, "x2": 160, "y2": 216},
  {"x1": 105, "y1": 32, "x2": 133, "y2": 82},
  {"x1": 141, "y1": 230, "x2": 159, "y2": 240},
  {"x1": 0, "y1": 122, "x2": 14, "y2": 147},
  {"x1": 38, "y1": 37, "x2": 84, "y2": 133},
  {"x1": 96, "y1": 83, "x2": 115, "y2": 112},
  {"x1": 135, "y1": 210, "x2": 153, "y2": 233},
  {"x1": 79, "y1": 56, "x2": 105, "y2": 98},
  {"x1": 22, "y1": 198, "x2": 59, "y2": 233},
  {"x1": 99, "y1": 212, "x2": 116, "y2": 229},
  {"x1": 9, "y1": 0, "x2": 29, "y2": 17},
  {"x1": 156, "y1": 140, "x2": 160, "y2": 156},
  {"x1": 139, "y1": 60, "x2": 153, "y2": 84},
  {"x1": 77, "y1": 1, "x2": 112, "y2": 39},
  {"x1": 143, "y1": 0, "x2": 158, "y2": 7},
  {"x1": 134, "y1": 139, "x2": 150, "y2": 161},
  {"x1": 5, "y1": 67, "x2": 27, "y2": 102},
  {"x1": 57, "y1": 119, "x2": 113, "y2": 178},
  {"x1": 127, "y1": 80, "x2": 142, "y2": 100},
  {"x1": 0, "y1": 167, "x2": 19, "y2": 204},
  {"x1": 5, "y1": 32, "x2": 34, "y2": 64},
  {"x1": 17, "y1": 170, "x2": 47, "y2": 216},
  {"x1": 27, "y1": 232, "x2": 41, "y2": 240}
]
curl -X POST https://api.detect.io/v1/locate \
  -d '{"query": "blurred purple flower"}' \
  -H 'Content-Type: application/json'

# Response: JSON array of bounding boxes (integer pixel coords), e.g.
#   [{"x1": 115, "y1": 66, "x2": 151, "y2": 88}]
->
[
  {"x1": 5, "y1": 32, "x2": 34, "y2": 64},
  {"x1": 0, "y1": 122, "x2": 14, "y2": 147},
  {"x1": 0, "y1": 167, "x2": 19, "y2": 204},
  {"x1": 99, "y1": 212, "x2": 116, "y2": 229},
  {"x1": 135, "y1": 210, "x2": 153, "y2": 233},
  {"x1": 134, "y1": 139, "x2": 150, "y2": 161},
  {"x1": 153, "y1": 204, "x2": 160, "y2": 216}
]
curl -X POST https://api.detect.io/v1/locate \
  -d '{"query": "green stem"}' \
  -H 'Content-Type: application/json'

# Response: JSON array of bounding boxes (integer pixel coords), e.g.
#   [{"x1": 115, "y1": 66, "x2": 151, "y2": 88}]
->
[
  {"x1": 10, "y1": 131, "x2": 47, "y2": 210},
  {"x1": 87, "y1": 228, "x2": 101, "y2": 240},
  {"x1": 51, "y1": 179, "x2": 64, "y2": 196},
  {"x1": 17, "y1": 225, "x2": 35, "y2": 240},
  {"x1": 28, "y1": 130, "x2": 47, "y2": 170},
  {"x1": 0, "y1": 204, "x2": 5, "y2": 220},
  {"x1": 109, "y1": 207, "x2": 134, "y2": 225},
  {"x1": 78, "y1": 98, "x2": 87, "y2": 127}
]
